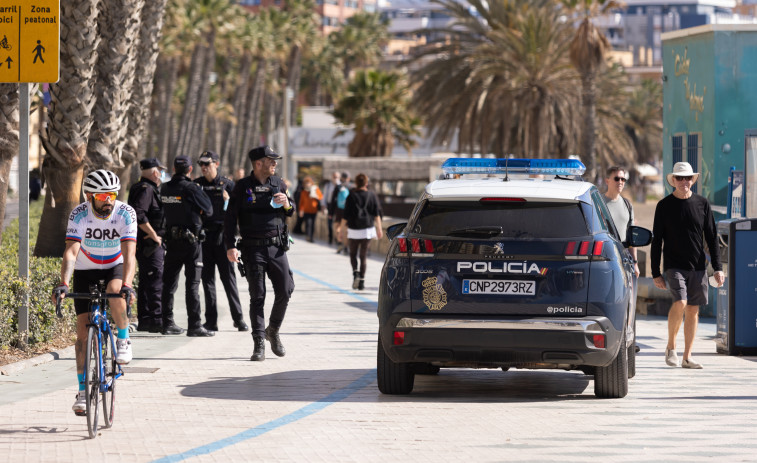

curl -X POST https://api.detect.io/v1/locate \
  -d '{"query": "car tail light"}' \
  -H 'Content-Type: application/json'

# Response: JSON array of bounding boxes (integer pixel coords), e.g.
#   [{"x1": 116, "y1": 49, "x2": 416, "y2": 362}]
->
[
  {"x1": 411, "y1": 238, "x2": 421, "y2": 253},
  {"x1": 592, "y1": 334, "x2": 605, "y2": 349},
  {"x1": 480, "y1": 197, "x2": 526, "y2": 202},
  {"x1": 578, "y1": 241, "x2": 590, "y2": 256},
  {"x1": 565, "y1": 241, "x2": 577, "y2": 255},
  {"x1": 592, "y1": 241, "x2": 605, "y2": 256},
  {"x1": 397, "y1": 238, "x2": 408, "y2": 253},
  {"x1": 393, "y1": 331, "x2": 405, "y2": 345},
  {"x1": 424, "y1": 239, "x2": 434, "y2": 253}
]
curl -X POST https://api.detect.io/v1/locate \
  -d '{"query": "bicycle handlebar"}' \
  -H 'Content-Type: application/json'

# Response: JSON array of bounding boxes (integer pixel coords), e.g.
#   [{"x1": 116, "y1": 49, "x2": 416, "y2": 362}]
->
[{"x1": 54, "y1": 293, "x2": 124, "y2": 318}]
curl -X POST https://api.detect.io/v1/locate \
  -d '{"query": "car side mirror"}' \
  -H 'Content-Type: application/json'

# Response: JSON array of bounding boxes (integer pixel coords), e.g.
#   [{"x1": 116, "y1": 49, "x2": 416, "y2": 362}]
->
[
  {"x1": 386, "y1": 222, "x2": 407, "y2": 240},
  {"x1": 625, "y1": 225, "x2": 652, "y2": 248}
]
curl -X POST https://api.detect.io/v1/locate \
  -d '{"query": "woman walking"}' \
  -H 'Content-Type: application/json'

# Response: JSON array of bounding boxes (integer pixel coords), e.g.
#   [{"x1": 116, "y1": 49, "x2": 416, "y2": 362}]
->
[
  {"x1": 340, "y1": 173, "x2": 383, "y2": 290},
  {"x1": 297, "y1": 176, "x2": 323, "y2": 242}
]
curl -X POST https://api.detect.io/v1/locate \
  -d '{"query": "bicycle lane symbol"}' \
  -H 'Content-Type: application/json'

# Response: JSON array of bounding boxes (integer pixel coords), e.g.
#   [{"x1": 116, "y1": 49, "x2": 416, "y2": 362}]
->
[{"x1": 0, "y1": 35, "x2": 11, "y2": 69}]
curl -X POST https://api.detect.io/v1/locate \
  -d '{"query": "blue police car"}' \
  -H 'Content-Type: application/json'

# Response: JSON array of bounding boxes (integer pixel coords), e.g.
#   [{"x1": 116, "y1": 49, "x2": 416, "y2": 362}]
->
[{"x1": 377, "y1": 158, "x2": 652, "y2": 398}]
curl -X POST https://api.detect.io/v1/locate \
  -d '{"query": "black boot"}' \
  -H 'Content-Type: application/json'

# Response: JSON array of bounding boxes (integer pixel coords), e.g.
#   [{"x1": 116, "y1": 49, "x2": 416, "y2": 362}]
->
[
  {"x1": 250, "y1": 335, "x2": 265, "y2": 361},
  {"x1": 352, "y1": 271, "x2": 360, "y2": 290},
  {"x1": 358, "y1": 278, "x2": 365, "y2": 290},
  {"x1": 265, "y1": 326, "x2": 286, "y2": 357}
]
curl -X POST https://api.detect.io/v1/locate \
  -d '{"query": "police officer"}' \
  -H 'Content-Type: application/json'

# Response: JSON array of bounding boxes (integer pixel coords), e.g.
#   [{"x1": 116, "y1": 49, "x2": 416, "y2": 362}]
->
[
  {"x1": 194, "y1": 150, "x2": 248, "y2": 332},
  {"x1": 161, "y1": 155, "x2": 214, "y2": 337},
  {"x1": 128, "y1": 158, "x2": 169, "y2": 333},
  {"x1": 225, "y1": 145, "x2": 295, "y2": 361}
]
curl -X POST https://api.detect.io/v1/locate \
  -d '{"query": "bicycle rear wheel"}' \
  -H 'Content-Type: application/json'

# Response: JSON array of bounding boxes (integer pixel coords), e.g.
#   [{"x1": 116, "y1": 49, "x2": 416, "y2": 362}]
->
[
  {"x1": 101, "y1": 330, "x2": 116, "y2": 428},
  {"x1": 84, "y1": 326, "x2": 101, "y2": 439}
]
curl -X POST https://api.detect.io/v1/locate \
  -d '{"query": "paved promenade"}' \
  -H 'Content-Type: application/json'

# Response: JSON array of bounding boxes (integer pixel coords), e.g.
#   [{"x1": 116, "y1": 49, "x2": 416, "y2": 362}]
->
[{"x1": 1, "y1": 237, "x2": 756, "y2": 462}]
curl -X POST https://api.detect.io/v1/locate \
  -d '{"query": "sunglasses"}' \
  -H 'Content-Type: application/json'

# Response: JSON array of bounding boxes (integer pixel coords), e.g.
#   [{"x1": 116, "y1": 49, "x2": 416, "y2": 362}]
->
[
  {"x1": 93, "y1": 192, "x2": 117, "y2": 202},
  {"x1": 613, "y1": 176, "x2": 627, "y2": 182},
  {"x1": 675, "y1": 175, "x2": 693, "y2": 181},
  {"x1": 198, "y1": 161, "x2": 212, "y2": 167}
]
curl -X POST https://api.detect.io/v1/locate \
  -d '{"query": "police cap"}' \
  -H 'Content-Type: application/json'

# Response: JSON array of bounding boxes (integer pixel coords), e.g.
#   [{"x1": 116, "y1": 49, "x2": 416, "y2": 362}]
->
[
  {"x1": 248, "y1": 145, "x2": 282, "y2": 162},
  {"x1": 198, "y1": 150, "x2": 220, "y2": 163},
  {"x1": 174, "y1": 155, "x2": 192, "y2": 168},
  {"x1": 139, "y1": 157, "x2": 167, "y2": 170}
]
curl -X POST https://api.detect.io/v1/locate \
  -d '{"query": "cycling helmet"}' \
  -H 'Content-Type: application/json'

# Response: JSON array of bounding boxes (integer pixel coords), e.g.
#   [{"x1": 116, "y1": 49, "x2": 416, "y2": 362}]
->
[{"x1": 82, "y1": 169, "x2": 121, "y2": 194}]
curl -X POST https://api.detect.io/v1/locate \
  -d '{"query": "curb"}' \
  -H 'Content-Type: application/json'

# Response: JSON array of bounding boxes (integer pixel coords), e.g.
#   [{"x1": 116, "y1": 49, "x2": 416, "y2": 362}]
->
[{"x1": 0, "y1": 345, "x2": 75, "y2": 376}]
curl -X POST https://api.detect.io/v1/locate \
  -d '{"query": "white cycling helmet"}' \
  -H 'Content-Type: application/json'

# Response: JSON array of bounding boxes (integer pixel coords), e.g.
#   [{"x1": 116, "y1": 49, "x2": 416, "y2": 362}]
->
[{"x1": 82, "y1": 169, "x2": 121, "y2": 194}]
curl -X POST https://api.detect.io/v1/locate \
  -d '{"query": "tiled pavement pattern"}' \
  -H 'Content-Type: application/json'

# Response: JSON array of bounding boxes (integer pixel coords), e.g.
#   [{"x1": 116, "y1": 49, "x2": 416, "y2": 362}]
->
[{"x1": 1, "y1": 238, "x2": 756, "y2": 462}]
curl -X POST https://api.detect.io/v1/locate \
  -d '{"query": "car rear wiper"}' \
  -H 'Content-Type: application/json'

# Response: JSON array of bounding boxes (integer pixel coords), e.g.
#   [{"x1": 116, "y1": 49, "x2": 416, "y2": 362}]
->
[{"x1": 447, "y1": 226, "x2": 503, "y2": 238}]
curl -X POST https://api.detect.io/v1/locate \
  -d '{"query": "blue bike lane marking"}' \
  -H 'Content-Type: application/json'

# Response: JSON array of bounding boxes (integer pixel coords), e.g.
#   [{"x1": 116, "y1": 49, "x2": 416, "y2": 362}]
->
[{"x1": 153, "y1": 267, "x2": 377, "y2": 463}]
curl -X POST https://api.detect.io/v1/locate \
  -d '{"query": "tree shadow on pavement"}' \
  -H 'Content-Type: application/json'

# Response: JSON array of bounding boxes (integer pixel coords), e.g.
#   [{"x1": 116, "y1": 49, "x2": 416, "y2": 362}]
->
[{"x1": 179, "y1": 367, "x2": 597, "y2": 404}]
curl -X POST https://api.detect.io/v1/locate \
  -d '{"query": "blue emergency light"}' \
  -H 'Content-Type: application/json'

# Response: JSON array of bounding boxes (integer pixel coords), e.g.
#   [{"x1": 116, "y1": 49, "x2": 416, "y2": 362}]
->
[{"x1": 441, "y1": 158, "x2": 586, "y2": 177}]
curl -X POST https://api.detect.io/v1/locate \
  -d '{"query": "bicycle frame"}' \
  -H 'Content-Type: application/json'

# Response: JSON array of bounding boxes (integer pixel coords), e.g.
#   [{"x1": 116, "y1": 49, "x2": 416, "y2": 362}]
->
[{"x1": 89, "y1": 299, "x2": 124, "y2": 393}]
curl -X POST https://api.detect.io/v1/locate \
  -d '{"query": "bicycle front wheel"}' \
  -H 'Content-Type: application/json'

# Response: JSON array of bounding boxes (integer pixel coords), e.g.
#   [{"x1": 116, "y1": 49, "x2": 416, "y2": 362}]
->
[
  {"x1": 101, "y1": 330, "x2": 116, "y2": 428},
  {"x1": 84, "y1": 326, "x2": 101, "y2": 439}
]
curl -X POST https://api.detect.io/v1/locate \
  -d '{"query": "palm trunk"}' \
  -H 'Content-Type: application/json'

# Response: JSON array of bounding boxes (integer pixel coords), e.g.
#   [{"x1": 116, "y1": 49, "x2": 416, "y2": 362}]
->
[
  {"x1": 124, "y1": 0, "x2": 168, "y2": 164},
  {"x1": 154, "y1": 55, "x2": 178, "y2": 166},
  {"x1": 174, "y1": 44, "x2": 205, "y2": 157},
  {"x1": 223, "y1": 51, "x2": 252, "y2": 164},
  {"x1": 189, "y1": 30, "x2": 217, "y2": 153},
  {"x1": 581, "y1": 73, "x2": 597, "y2": 182},
  {"x1": 0, "y1": 84, "x2": 19, "y2": 238},
  {"x1": 238, "y1": 59, "x2": 267, "y2": 171},
  {"x1": 87, "y1": 0, "x2": 143, "y2": 170}
]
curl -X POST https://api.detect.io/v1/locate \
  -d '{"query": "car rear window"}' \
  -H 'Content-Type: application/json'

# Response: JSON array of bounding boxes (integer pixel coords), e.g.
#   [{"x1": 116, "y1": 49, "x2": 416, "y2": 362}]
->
[{"x1": 412, "y1": 201, "x2": 589, "y2": 239}]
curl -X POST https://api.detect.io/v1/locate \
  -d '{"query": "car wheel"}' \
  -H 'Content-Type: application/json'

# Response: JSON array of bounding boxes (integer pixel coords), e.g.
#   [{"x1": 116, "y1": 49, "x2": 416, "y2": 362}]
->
[
  {"x1": 628, "y1": 319, "x2": 636, "y2": 379},
  {"x1": 377, "y1": 335, "x2": 414, "y2": 394},
  {"x1": 594, "y1": 329, "x2": 629, "y2": 398}
]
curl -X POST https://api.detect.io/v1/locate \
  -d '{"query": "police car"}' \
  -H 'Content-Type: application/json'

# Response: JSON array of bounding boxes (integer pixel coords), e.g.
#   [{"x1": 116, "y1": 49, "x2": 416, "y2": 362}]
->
[{"x1": 377, "y1": 158, "x2": 652, "y2": 398}]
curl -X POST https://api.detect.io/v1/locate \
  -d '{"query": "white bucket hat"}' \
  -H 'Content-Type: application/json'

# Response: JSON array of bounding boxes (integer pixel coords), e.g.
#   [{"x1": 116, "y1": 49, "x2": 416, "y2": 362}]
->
[{"x1": 666, "y1": 162, "x2": 700, "y2": 187}]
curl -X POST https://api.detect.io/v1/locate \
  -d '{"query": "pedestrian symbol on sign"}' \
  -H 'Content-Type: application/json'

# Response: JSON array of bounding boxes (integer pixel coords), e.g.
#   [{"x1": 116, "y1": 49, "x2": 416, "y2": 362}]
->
[{"x1": 33, "y1": 40, "x2": 44, "y2": 63}]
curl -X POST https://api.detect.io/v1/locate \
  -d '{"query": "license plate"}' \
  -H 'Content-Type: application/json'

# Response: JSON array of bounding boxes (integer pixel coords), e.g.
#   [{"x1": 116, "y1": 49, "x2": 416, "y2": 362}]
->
[{"x1": 462, "y1": 279, "x2": 535, "y2": 295}]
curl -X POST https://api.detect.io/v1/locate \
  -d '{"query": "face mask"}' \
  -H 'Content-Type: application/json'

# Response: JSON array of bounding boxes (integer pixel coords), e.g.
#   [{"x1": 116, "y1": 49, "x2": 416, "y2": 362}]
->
[{"x1": 160, "y1": 171, "x2": 170, "y2": 183}]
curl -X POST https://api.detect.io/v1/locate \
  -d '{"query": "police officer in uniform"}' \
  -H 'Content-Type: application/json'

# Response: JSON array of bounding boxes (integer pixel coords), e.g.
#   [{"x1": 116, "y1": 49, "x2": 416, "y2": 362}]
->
[
  {"x1": 128, "y1": 158, "x2": 169, "y2": 333},
  {"x1": 194, "y1": 150, "x2": 248, "y2": 332},
  {"x1": 225, "y1": 146, "x2": 295, "y2": 361},
  {"x1": 161, "y1": 155, "x2": 214, "y2": 337}
]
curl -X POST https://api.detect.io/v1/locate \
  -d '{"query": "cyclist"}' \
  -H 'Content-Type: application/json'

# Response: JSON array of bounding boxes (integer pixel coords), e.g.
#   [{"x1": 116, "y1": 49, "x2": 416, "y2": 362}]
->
[{"x1": 51, "y1": 169, "x2": 138, "y2": 415}]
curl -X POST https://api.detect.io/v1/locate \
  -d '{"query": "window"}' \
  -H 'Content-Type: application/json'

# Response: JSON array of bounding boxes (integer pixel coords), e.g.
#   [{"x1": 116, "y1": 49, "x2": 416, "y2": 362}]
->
[
  {"x1": 687, "y1": 133, "x2": 701, "y2": 193},
  {"x1": 672, "y1": 134, "x2": 683, "y2": 165},
  {"x1": 412, "y1": 201, "x2": 589, "y2": 239}
]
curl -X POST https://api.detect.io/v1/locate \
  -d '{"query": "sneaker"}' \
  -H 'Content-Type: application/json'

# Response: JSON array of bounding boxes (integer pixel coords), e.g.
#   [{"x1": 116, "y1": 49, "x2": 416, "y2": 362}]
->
[
  {"x1": 682, "y1": 358, "x2": 703, "y2": 369},
  {"x1": 665, "y1": 348, "x2": 679, "y2": 367},
  {"x1": 116, "y1": 338, "x2": 133, "y2": 365},
  {"x1": 72, "y1": 391, "x2": 86, "y2": 416}
]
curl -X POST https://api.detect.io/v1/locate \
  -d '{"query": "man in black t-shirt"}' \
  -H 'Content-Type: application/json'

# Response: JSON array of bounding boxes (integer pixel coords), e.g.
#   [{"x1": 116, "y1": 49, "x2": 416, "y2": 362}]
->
[{"x1": 651, "y1": 162, "x2": 724, "y2": 370}]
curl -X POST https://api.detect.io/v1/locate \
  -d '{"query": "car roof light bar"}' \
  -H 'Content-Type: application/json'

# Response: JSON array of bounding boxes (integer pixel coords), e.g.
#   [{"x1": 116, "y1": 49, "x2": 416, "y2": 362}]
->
[{"x1": 441, "y1": 158, "x2": 586, "y2": 177}]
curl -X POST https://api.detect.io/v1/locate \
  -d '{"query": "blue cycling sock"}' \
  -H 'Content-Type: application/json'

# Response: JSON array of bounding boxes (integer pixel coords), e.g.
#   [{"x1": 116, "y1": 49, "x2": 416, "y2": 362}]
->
[
  {"x1": 77, "y1": 373, "x2": 85, "y2": 391},
  {"x1": 117, "y1": 328, "x2": 129, "y2": 339}
]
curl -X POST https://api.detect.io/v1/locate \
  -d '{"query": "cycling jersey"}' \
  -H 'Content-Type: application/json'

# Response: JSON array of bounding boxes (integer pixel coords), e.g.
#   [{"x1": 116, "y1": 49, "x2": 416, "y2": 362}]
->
[{"x1": 65, "y1": 200, "x2": 138, "y2": 270}]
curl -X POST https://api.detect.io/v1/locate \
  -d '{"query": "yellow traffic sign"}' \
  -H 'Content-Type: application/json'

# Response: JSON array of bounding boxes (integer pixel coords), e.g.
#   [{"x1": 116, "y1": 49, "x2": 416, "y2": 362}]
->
[{"x1": 0, "y1": 0, "x2": 59, "y2": 83}]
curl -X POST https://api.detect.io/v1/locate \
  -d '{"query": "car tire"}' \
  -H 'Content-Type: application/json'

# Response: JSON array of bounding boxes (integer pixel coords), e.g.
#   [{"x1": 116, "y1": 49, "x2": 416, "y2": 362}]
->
[
  {"x1": 594, "y1": 329, "x2": 629, "y2": 398},
  {"x1": 377, "y1": 335, "x2": 414, "y2": 394},
  {"x1": 628, "y1": 319, "x2": 636, "y2": 379}
]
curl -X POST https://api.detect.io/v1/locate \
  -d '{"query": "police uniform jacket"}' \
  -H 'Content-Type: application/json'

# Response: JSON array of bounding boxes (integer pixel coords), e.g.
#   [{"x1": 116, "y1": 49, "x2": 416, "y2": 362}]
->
[
  {"x1": 160, "y1": 174, "x2": 213, "y2": 235},
  {"x1": 224, "y1": 174, "x2": 294, "y2": 248},
  {"x1": 194, "y1": 174, "x2": 234, "y2": 231},
  {"x1": 127, "y1": 177, "x2": 165, "y2": 241}
]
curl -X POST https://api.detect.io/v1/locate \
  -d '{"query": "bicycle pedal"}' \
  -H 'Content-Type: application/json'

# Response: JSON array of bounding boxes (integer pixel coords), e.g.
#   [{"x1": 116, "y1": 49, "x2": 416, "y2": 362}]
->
[{"x1": 74, "y1": 410, "x2": 87, "y2": 417}]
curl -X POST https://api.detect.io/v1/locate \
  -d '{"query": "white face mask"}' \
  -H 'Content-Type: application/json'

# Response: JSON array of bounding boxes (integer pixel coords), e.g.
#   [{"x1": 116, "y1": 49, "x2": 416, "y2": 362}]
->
[{"x1": 160, "y1": 171, "x2": 170, "y2": 183}]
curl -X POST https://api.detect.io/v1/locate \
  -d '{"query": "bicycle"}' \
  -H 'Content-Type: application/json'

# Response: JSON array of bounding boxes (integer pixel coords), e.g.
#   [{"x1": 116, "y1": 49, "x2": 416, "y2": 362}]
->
[{"x1": 55, "y1": 282, "x2": 125, "y2": 439}]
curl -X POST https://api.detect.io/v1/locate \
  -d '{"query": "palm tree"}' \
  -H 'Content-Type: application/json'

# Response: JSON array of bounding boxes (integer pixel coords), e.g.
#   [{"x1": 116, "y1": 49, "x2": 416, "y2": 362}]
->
[
  {"x1": 301, "y1": 36, "x2": 345, "y2": 106},
  {"x1": 329, "y1": 12, "x2": 389, "y2": 80},
  {"x1": 124, "y1": 0, "x2": 170, "y2": 167},
  {"x1": 86, "y1": 0, "x2": 144, "y2": 172},
  {"x1": 0, "y1": 84, "x2": 19, "y2": 234},
  {"x1": 281, "y1": 0, "x2": 321, "y2": 127},
  {"x1": 36, "y1": 0, "x2": 101, "y2": 257},
  {"x1": 594, "y1": 62, "x2": 636, "y2": 172},
  {"x1": 625, "y1": 78, "x2": 663, "y2": 165},
  {"x1": 331, "y1": 69, "x2": 421, "y2": 157},
  {"x1": 563, "y1": 0, "x2": 618, "y2": 182},
  {"x1": 410, "y1": 0, "x2": 582, "y2": 157}
]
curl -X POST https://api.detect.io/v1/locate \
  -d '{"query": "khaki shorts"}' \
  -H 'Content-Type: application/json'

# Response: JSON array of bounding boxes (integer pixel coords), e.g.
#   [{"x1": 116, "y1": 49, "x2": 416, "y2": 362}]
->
[{"x1": 664, "y1": 269, "x2": 708, "y2": 306}]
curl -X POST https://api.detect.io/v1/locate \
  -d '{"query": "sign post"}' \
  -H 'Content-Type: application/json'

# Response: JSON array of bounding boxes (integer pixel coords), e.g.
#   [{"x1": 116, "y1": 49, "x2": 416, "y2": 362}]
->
[{"x1": 0, "y1": 0, "x2": 59, "y2": 346}]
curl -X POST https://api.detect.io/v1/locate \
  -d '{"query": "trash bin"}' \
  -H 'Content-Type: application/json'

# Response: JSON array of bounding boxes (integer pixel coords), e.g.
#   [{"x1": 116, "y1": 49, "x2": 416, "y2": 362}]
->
[{"x1": 715, "y1": 218, "x2": 757, "y2": 355}]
